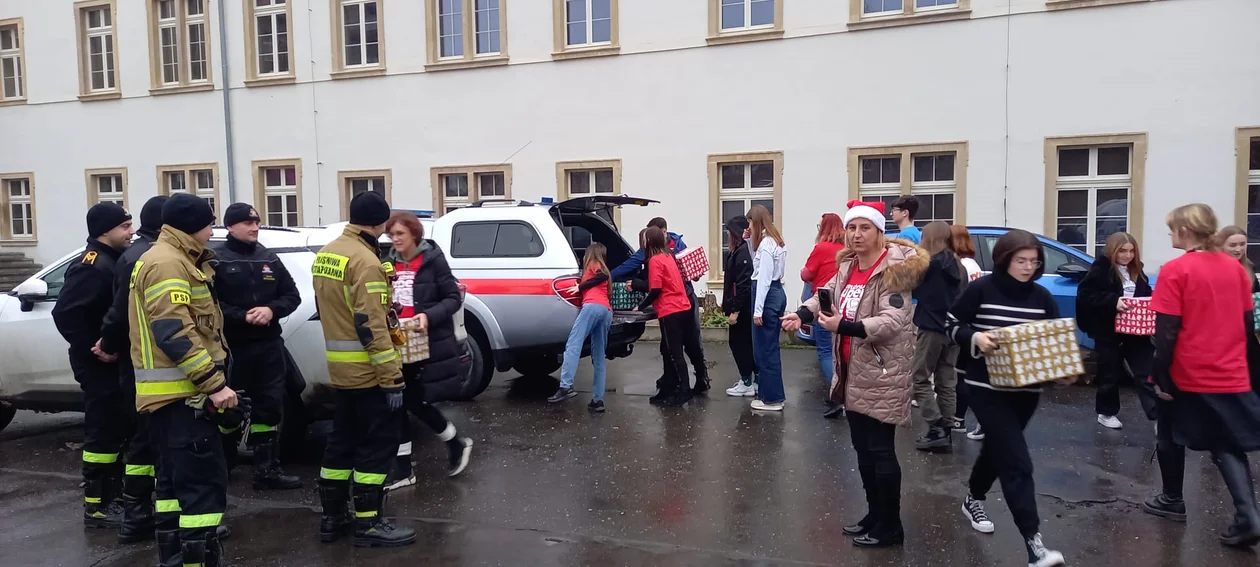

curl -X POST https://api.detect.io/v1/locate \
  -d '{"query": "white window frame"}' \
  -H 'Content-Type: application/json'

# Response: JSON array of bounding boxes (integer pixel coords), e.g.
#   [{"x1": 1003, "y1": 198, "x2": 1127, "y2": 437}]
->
[
  {"x1": 858, "y1": 155, "x2": 904, "y2": 232},
  {"x1": 914, "y1": 0, "x2": 959, "y2": 13},
  {"x1": 909, "y1": 153, "x2": 957, "y2": 225},
  {"x1": 158, "y1": 1, "x2": 180, "y2": 85},
  {"x1": 86, "y1": 169, "x2": 128, "y2": 208},
  {"x1": 0, "y1": 19, "x2": 26, "y2": 104},
  {"x1": 336, "y1": 0, "x2": 382, "y2": 70},
  {"x1": 1, "y1": 174, "x2": 35, "y2": 241},
  {"x1": 565, "y1": 0, "x2": 613, "y2": 47},
  {"x1": 567, "y1": 169, "x2": 616, "y2": 196},
  {"x1": 849, "y1": 142, "x2": 969, "y2": 229},
  {"x1": 337, "y1": 169, "x2": 392, "y2": 220},
  {"x1": 718, "y1": 162, "x2": 777, "y2": 260},
  {"x1": 1237, "y1": 129, "x2": 1260, "y2": 264},
  {"x1": 707, "y1": 151, "x2": 784, "y2": 285},
  {"x1": 472, "y1": 0, "x2": 502, "y2": 56},
  {"x1": 718, "y1": 0, "x2": 776, "y2": 32},
  {"x1": 861, "y1": 0, "x2": 904, "y2": 18},
  {"x1": 79, "y1": 2, "x2": 119, "y2": 96},
  {"x1": 477, "y1": 172, "x2": 506, "y2": 199},
  {"x1": 437, "y1": 0, "x2": 464, "y2": 59},
  {"x1": 431, "y1": 165, "x2": 513, "y2": 215},
  {"x1": 252, "y1": 159, "x2": 303, "y2": 227},
  {"x1": 263, "y1": 168, "x2": 299, "y2": 227},
  {"x1": 850, "y1": 0, "x2": 971, "y2": 29},
  {"x1": 1054, "y1": 145, "x2": 1133, "y2": 256},
  {"x1": 441, "y1": 174, "x2": 471, "y2": 213},
  {"x1": 425, "y1": 0, "x2": 509, "y2": 69},
  {"x1": 159, "y1": 163, "x2": 219, "y2": 215},
  {"x1": 247, "y1": 0, "x2": 293, "y2": 82}
]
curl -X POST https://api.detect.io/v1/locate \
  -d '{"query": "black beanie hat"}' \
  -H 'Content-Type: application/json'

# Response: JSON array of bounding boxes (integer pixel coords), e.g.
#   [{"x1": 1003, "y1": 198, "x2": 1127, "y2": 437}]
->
[
  {"x1": 139, "y1": 195, "x2": 170, "y2": 232},
  {"x1": 349, "y1": 191, "x2": 390, "y2": 226},
  {"x1": 725, "y1": 215, "x2": 749, "y2": 237},
  {"x1": 223, "y1": 202, "x2": 260, "y2": 227},
  {"x1": 86, "y1": 202, "x2": 132, "y2": 238},
  {"x1": 162, "y1": 193, "x2": 216, "y2": 236}
]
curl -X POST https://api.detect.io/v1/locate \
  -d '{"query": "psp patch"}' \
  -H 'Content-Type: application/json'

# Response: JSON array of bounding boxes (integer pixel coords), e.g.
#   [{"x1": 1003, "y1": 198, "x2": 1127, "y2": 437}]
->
[{"x1": 170, "y1": 290, "x2": 191, "y2": 305}]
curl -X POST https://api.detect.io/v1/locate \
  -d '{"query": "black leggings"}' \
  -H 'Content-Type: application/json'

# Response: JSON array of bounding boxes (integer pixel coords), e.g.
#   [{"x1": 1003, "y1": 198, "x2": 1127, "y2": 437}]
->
[
  {"x1": 727, "y1": 311, "x2": 757, "y2": 378},
  {"x1": 658, "y1": 311, "x2": 693, "y2": 395},
  {"x1": 398, "y1": 363, "x2": 452, "y2": 448}
]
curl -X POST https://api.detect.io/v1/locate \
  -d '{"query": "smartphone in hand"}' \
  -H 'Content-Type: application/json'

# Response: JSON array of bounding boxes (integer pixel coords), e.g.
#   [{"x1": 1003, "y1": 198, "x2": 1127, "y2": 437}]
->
[{"x1": 818, "y1": 288, "x2": 834, "y2": 316}]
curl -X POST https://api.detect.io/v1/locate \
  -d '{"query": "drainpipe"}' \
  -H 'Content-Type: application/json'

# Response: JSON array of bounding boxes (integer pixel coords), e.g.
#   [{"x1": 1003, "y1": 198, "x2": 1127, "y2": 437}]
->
[{"x1": 217, "y1": 0, "x2": 238, "y2": 202}]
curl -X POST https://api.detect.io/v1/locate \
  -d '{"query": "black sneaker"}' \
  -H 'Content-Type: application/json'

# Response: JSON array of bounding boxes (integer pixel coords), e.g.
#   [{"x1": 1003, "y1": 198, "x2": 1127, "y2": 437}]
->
[
  {"x1": 383, "y1": 457, "x2": 416, "y2": 492},
  {"x1": 951, "y1": 418, "x2": 967, "y2": 433},
  {"x1": 446, "y1": 438, "x2": 472, "y2": 477},
  {"x1": 915, "y1": 422, "x2": 952, "y2": 451},
  {"x1": 662, "y1": 392, "x2": 693, "y2": 408},
  {"x1": 1142, "y1": 493, "x2": 1186, "y2": 522},
  {"x1": 822, "y1": 403, "x2": 846, "y2": 419},
  {"x1": 1025, "y1": 533, "x2": 1065, "y2": 567},
  {"x1": 547, "y1": 387, "x2": 577, "y2": 403},
  {"x1": 648, "y1": 391, "x2": 670, "y2": 405},
  {"x1": 587, "y1": 400, "x2": 605, "y2": 413}
]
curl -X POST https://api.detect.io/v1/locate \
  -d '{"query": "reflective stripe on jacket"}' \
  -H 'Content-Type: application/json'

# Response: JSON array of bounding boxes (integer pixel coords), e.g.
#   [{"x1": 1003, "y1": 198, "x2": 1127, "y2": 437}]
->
[
  {"x1": 312, "y1": 224, "x2": 403, "y2": 390},
  {"x1": 129, "y1": 226, "x2": 228, "y2": 413}
]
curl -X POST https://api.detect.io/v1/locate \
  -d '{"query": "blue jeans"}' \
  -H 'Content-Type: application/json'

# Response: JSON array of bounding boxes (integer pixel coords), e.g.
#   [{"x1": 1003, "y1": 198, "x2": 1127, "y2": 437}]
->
[
  {"x1": 560, "y1": 303, "x2": 613, "y2": 401},
  {"x1": 752, "y1": 281, "x2": 787, "y2": 404},
  {"x1": 813, "y1": 324, "x2": 834, "y2": 389}
]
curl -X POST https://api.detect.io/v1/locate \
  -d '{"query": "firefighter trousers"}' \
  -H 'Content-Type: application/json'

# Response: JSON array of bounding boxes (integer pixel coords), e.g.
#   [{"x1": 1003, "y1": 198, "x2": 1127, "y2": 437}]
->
[
  {"x1": 319, "y1": 387, "x2": 399, "y2": 517},
  {"x1": 227, "y1": 337, "x2": 290, "y2": 446},
  {"x1": 149, "y1": 400, "x2": 228, "y2": 545},
  {"x1": 120, "y1": 362, "x2": 157, "y2": 502},
  {"x1": 70, "y1": 350, "x2": 132, "y2": 504}
]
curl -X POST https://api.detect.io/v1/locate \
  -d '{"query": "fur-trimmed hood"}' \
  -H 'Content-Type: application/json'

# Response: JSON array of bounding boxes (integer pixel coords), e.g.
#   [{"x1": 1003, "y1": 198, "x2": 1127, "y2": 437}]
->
[{"x1": 835, "y1": 237, "x2": 929, "y2": 292}]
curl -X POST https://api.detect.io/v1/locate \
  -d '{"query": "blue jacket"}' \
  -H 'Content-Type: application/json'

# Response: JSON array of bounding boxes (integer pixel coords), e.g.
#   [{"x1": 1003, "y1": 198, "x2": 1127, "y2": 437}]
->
[{"x1": 611, "y1": 231, "x2": 687, "y2": 280}]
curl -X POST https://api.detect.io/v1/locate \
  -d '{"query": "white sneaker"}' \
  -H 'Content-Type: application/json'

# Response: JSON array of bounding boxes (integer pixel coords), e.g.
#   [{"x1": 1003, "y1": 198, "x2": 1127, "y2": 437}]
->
[
  {"x1": 1097, "y1": 414, "x2": 1123, "y2": 429},
  {"x1": 726, "y1": 381, "x2": 757, "y2": 397},
  {"x1": 750, "y1": 400, "x2": 784, "y2": 411},
  {"x1": 961, "y1": 495, "x2": 995, "y2": 533},
  {"x1": 967, "y1": 425, "x2": 985, "y2": 440},
  {"x1": 1025, "y1": 533, "x2": 1066, "y2": 567},
  {"x1": 911, "y1": 399, "x2": 919, "y2": 408}
]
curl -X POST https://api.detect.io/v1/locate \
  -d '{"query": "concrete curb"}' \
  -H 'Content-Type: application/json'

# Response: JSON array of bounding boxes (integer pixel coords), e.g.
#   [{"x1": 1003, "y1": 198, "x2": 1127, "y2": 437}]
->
[{"x1": 640, "y1": 324, "x2": 809, "y2": 347}]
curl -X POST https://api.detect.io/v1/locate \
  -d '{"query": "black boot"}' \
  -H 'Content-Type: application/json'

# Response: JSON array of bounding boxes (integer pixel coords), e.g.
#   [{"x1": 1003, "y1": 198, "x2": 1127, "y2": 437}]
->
[
  {"x1": 1142, "y1": 493, "x2": 1187, "y2": 522},
  {"x1": 842, "y1": 464, "x2": 878, "y2": 536},
  {"x1": 204, "y1": 530, "x2": 223, "y2": 567},
  {"x1": 854, "y1": 468, "x2": 904, "y2": 548},
  {"x1": 83, "y1": 478, "x2": 123, "y2": 529},
  {"x1": 914, "y1": 420, "x2": 952, "y2": 452},
  {"x1": 318, "y1": 481, "x2": 352, "y2": 543},
  {"x1": 216, "y1": 524, "x2": 231, "y2": 541},
  {"x1": 251, "y1": 439, "x2": 302, "y2": 491},
  {"x1": 117, "y1": 473, "x2": 155, "y2": 543},
  {"x1": 352, "y1": 485, "x2": 417, "y2": 548},
  {"x1": 1212, "y1": 451, "x2": 1260, "y2": 548},
  {"x1": 156, "y1": 529, "x2": 182, "y2": 567},
  {"x1": 180, "y1": 536, "x2": 206, "y2": 567},
  {"x1": 1155, "y1": 434, "x2": 1186, "y2": 511},
  {"x1": 692, "y1": 368, "x2": 711, "y2": 395}
]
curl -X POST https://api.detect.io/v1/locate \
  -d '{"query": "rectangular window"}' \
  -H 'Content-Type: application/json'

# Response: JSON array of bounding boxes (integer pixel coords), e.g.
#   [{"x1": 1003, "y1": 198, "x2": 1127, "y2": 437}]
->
[
  {"x1": 333, "y1": 0, "x2": 385, "y2": 75},
  {"x1": 159, "y1": 163, "x2": 219, "y2": 215},
  {"x1": 86, "y1": 168, "x2": 128, "y2": 208},
  {"x1": 708, "y1": 0, "x2": 781, "y2": 44},
  {"x1": 450, "y1": 221, "x2": 545, "y2": 258},
  {"x1": 0, "y1": 173, "x2": 35, "y2": 241},
  {"x1": 708, "y1": 152, "x2": 783, "y2": 280},
  {"x1": 431, "y1": 164, "x2": 513, "y2": 214},
  {"x1": 1044, "y1": 134, "x2": 1147, "y2": 258},
  {"x1": 426, "y1": 0, "x2": 509, "y2": 69},
  {"x1": 0, "y1": 19, "x2": 26, "y2": 104},
  {"x1": 148, "y1": 0, "x2": 211, "y2": 90},
  {"x1": 849, "y1": 142, "x2": 969, "y2": 232},
  {"x1": 76, "y1": 1, "x2": 119, "y2": 98},
  {"x1": 337, "y1": 169, "x2": 392, "y2": 221},
  {"x1": 1237, "y1": 128, "x2": 1260, "y2": 266},
  {"x1": 566, "y1": 0, "x2": 611, "y2": 46},
  {"x1": 851, "y1": 0, "x2": 970, "y2": 28},
  {"x1": 253, "y1": 159, "x2": 302, "y2": 227},
  {"x1": 246, "y1": 0, "x2": 293, "y2": 83}
]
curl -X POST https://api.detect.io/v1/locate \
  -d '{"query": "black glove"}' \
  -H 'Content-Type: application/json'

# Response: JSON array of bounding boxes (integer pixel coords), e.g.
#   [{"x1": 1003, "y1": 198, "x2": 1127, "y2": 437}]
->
[
  {"x1": 207, "y1": 394, "x2": 253, "y2": 433},
  {"x1": 385, "y1": 389, "x2": 404, "y2": 412}
]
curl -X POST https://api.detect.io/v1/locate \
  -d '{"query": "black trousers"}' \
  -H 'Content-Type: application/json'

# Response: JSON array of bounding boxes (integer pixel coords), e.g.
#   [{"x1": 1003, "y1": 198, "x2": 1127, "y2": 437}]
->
[
  {"x1": 955, "y1": 380, "x2": 970, "y2": 421},
  {"x1": 320, "y1": 387, "x2": 399, "y2": 512},
  {"x1": 969, "y1": 387, "x2": 1041, "y2": 538},
  {"x1": 70, "y1": 350, "x2": 131, "y2": 491},
  {"x1": 847, "y1": 411, "x2": 901, "y2": 527},
  {"x1": 149, "y1": 401, "x2": 228, "y2": 543},
  {"x1": 227, "y1": 337, "x2": 290, "y2": 446},
  {"x1": 398, "y1": 363, "x2": 452, "y2": 450},
  {"x1": 727, "y1": 311, "x2": 757, "y2": 379},
  {"x1": 660, "y1": 299, "x2": 707, "y2": 389},
  {"x1": 1094, "y1": 334, "x2": 1155, "y2": 417},
  {"x1": 658, "y1": 311, "x2": 694, "y2": 395},
  {"x1": 1154, "y1": 399, "x2": 1185, "y2": 499},
  {"x1": 120, "y1": 362, "x2": 157, "y2": 499}
]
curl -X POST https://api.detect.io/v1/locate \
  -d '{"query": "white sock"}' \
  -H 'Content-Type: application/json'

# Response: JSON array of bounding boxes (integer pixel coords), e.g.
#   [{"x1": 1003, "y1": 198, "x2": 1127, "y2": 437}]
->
[
  {"x1": 437, "y1": 423, "x2": 457, "y2": 442},
  {"x1": 396, "y1": 442, "x2": 413, "y2": 457}
]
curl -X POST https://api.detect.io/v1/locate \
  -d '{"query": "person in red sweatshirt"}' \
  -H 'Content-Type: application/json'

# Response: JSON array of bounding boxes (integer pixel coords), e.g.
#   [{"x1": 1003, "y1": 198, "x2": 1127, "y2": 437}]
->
[
  {"x1": 800, "y1": 212, "x2": 845, "y2": 415},
  {"x1": 632, "y1": 227, "x2": 696, "y2": 407}
]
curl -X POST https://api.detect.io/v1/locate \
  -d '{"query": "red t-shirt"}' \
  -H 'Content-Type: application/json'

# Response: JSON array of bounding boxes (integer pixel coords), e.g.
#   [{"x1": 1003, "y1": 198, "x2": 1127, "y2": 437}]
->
[
  {"x1": 837, "y1": 251, "x2": 886, "y2": 365},
  {"x1": 1150, "y1": 251, "x2": 1254, "y2": 393},
  {"x1": 392, "y1": 254, "x2": 423, "y2": 319},
  {"x1": 803, "y1": 241, "x2": 845, "y2": 291},
  {"x1": 649, "y1": 254, "x2": 691, "y2": 319},
  {"x1": 581, "y1": 263, "x2": 611, "y2": 310}
]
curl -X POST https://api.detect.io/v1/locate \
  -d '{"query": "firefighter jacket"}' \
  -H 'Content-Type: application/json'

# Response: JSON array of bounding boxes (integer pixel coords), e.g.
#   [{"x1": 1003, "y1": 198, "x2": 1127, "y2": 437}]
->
[
  {"x1": 128, "y1": 226, "x2": 228, "y2": 413},
  {"x1": 312, "y1": 224, "x2": 403, "y2": 390},
  {"x1": 211, "y1": 234, "x2": 301, "y2": 344},
  {"x1": 52, "y1": 239, "x2": 124, "y2": 353}
]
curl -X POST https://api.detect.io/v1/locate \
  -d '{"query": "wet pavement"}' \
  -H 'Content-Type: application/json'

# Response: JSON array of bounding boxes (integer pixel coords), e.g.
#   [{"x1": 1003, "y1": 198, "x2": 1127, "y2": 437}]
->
[{"x1": 2, "y1": 346, "x2": 1258, "y2": 566}]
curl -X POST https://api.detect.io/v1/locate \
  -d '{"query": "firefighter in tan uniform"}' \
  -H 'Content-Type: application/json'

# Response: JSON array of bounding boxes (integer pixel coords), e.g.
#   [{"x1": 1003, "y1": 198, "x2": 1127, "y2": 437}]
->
[
  {"x1": 313, "y1": 191, "x2": 416, "y2": 548},
  {"x1": 129, "y1": 194, "x2": 240, "y2": 567}
]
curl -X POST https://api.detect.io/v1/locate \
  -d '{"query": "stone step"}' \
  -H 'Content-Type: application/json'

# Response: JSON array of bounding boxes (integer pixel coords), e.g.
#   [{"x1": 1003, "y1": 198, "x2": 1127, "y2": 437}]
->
[
  {"x1": 0, "y1": 265, "x2": 40, "y2": 276},
  {"x1": 0, "y1": 257, "x2": 36, "y2": 266},
  {"x1": 0, "y1": 251, "x2": 29, "y2": 259}
]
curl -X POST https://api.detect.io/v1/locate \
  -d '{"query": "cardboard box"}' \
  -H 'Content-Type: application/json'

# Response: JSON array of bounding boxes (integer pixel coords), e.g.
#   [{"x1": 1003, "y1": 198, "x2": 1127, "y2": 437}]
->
[
  {"x1": 1115, "y1": 297, "x2": 1155, "y2": 336},
  {"x1": 677, "y1": 246, "x2": 708, "y2": 281},
  {"x1": 610, "y1": 284, "x2": 646, "y2": 311},
  {"x1": 984, "y1": 318, "x2": 1084, "y2": 388}
]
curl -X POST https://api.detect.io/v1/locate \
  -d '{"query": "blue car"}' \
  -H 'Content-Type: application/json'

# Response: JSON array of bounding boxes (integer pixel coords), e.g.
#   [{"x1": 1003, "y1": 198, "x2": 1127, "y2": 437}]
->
[{"x1": 796, "y1": 226, "x2": 1155, "y2": 351}]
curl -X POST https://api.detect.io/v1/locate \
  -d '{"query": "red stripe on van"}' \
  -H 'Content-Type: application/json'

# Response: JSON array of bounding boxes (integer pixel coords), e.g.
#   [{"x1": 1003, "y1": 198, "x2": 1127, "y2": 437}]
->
[{"x1": 460, "y1": 278, "x2": 558, "y2": 296}]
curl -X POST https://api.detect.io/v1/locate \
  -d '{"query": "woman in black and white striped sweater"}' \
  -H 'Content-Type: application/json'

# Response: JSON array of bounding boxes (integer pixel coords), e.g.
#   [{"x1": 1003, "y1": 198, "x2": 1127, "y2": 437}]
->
[{"x1": 945, "y1": 229, "x2": 1067, "y2": 567}]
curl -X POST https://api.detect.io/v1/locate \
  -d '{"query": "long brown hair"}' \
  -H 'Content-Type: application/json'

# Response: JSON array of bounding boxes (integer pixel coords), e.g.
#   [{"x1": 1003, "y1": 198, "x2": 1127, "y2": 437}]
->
[
  {"x1": 748, "y1": 205, "x2": 784, "y2": 252},
  {"x1": 1103, "y1": 232, "x2": 1143, "y2": 281},
  {"x1": 581, "y1": 242, "x2": 611, "y2": 293},
  {"x1": 920, "y1": 221, "x2": 954, "y2": 255},
  {"x1": 1218, "y1": 225, "x2": 1256, "y2": 282},
  {"x1": 1165, "y1": 203, "x2": 1220, "y2": 252},
  {"x1": 644, "y1": 226, "x2": 671, "y2": 258},
  {"x1": 815, "y1": 213, "x2": 843, "y2": 244},
  {"x1": 950, "y1": 225, "x2": 976, "y2": 259}
]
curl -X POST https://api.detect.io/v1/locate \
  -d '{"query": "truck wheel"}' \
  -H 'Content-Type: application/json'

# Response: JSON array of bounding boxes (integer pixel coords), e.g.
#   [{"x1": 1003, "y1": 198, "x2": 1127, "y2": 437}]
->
[
  {"x1": 0, "y1": 402, "x2": 15, "y2": 432},
  {"x1": 513, "y1": 355, "x2": 562, "y2": 377},
  {"x1": 454, "y1": 333, "x2": 494, "y2": 400}
]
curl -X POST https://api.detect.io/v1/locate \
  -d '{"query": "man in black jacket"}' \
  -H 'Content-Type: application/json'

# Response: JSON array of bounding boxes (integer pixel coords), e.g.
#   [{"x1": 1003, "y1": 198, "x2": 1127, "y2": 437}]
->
[
  {"x1": 52, "y1": 202, "x2": 134, "y2": 528},
  {"x1": 212, "y1": 203, "x2": 302, "y2": 490},
  {"x1": 98, "y1": 195, "x2": 168, "y2": 543}
]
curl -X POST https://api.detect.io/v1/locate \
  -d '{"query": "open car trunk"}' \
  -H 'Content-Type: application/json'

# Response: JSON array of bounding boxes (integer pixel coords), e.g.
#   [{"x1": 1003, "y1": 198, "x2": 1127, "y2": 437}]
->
[{"x1": 551, "y1": 196, "x2": 659, "y2": 325}]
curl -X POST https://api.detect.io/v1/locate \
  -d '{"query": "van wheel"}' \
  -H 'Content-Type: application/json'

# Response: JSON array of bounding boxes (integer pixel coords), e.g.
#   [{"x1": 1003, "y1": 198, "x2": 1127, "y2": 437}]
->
[
  {"x1": 0, "y1": 402, "x2": 16, "y2": 432},
  {"x1": 454, "y1": 333, "x2": 494, "y2": 400},
  {"x1": 513, "y1": 355, "x2": 562, "y2": 377}
]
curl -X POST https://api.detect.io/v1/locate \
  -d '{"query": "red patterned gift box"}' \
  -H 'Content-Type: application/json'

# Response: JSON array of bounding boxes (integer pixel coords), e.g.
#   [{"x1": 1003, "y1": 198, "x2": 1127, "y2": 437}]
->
[
  {"x1": 677, "y1": 246, "x2": 708, "y2": 281},
  {"x1": 1114, "y1": 297, "x2": 1155, "y2": 336}
]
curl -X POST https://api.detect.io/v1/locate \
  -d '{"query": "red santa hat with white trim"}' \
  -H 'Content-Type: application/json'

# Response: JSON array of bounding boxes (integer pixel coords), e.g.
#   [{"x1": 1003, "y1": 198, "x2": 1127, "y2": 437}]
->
[{"x1": 843, "y1": 199, "x2": 887, "y2": 232}]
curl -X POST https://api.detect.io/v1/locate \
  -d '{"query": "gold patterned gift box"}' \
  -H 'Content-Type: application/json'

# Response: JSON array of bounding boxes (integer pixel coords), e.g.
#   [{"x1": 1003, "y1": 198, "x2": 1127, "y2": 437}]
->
[
  {"x1": 983, "y1": 318, "x2": 1084, "y2": 388},
  {"x1": 399, "y1": 329, "x2": 431, "y2": 364}
]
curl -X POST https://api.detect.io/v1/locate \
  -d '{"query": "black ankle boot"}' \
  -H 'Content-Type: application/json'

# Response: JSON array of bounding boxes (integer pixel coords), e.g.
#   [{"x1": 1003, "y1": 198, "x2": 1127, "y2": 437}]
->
[
  {"x1": 156, "y1": 529, "x2": 182, "y2": 567},
  {"x1": 83, "y1": 478, "x2": 122, "y2": 529},
  {"x1": 204, "y1": 531, "x2": 223, "y2": 567},
  {"x1": 117, "y1": 493, "x2": 155, "y2": 543},
  {"x1": 352, "y1": 486, "x2": 417, "y2": 547},
  {"x1": 843, "y1": 464, "x2": 878, "y2": 536},
  {"x1": 855, "y1": 470, "x2": 904, "y2": 548},
  {"x1": 1142, "y1": 493, "x2": 1186, "y2": 522},
  {"x1": 252, "y1": 439, "x2": 302, "y2": 491},
  {"x1": 1213, "y1": 451, "x2": 1260, "y2": 547},
  {"x1": 180, "y1": 536, "x2": 206, "y2": 567},
  {"x1": 692, "y1": 369, "x2": 711, "y2": 395},
  {"x1": 318, "y1": 481, "x2": 352, "y2": 543}
]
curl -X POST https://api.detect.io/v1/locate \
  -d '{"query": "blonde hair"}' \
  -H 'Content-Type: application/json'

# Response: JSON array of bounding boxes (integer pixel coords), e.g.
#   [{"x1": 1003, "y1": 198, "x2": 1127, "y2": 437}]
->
[
  {"x1": 1103, "y1": 232, "x2": 1143, "y2": 281},
  {"x1": 1165, "y1": 203, "x2": 1220, "y2": 252}
]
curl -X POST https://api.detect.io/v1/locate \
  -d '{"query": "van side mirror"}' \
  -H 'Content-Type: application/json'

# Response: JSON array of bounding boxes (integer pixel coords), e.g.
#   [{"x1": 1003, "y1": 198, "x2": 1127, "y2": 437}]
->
[
  {"x1": 1056, "y1": 264, "x2": 1088, "y2": 282},
  {"x1": 15, "y1": 279, "x2": 48, "y2": 312}
]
